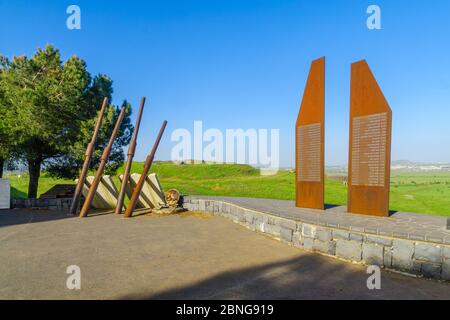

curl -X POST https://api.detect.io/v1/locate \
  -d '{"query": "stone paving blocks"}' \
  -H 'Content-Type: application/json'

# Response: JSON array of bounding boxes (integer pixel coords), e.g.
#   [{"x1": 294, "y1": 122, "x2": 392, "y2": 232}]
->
[
  {"x1": 332, "y1": 229, "x2": 350, "y2": 240},
  {"x1": 349, "y1": 233, "x2": 364, "y2": 242},
  {"x1": 336, "y1": 239, "x2": 362, "y2": 262},
  {"x1": 362, "y1": 242, "x2": 384, "y2": 266},
  {"x1": 315, "y1": 228, "x2": 332, "y2": 242},
  {"x1": 303, "y1": 237, "x2": 314, "y2": 251},
  {"x1": 442, "y1": 258, "x2": 450, "y2": 280},
  {"x1": 414, "y1": 243, "x2": 442, "y2": 263},
  {"x1": 365, "y1": 234, "x2": 393, "y2": 247},
  {"x1": 384, "y1": 248, "x2": 393, "y2": 268},
  {"x1": 392, "y1": 239, "x2": 415, "y2": 271},
  {"x1": 280, "y1": 227, "x2": 293, "y2": 242},
  {"x1": 265, "y1": 224, "x2": 281, "y2": 237},
  {"x1": 292, "y1": 231, "x2": 302, "y2": 247},
  {"x1": 421, "y1": 262, "x2": 442, "y2": 279},
  {"x1": 302, "y1": 224, "x2": 316, "y2": 238},
  {"x1": 280, "y1": 219, "x2": 297, "y2": 231},
  {"x1": 443, "y1": 247, "x2": 450, "y2": 259},
  {"x1": 313, "y1": 239, "x2": 336, "y2": 255}
]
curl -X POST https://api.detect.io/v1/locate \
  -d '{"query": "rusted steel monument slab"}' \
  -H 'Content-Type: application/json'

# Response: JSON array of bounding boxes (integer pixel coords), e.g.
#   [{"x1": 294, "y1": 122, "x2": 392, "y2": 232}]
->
[
  {"x1": 295, "y1": 57, "x2": 325, "y2": 210},
  {"x1": 348, "y1": 60, "x2": 392, "y2": 217}
]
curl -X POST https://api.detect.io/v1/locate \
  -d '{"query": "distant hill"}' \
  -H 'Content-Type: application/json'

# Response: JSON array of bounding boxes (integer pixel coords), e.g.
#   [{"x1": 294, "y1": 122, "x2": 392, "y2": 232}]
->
[{"x1": 120, "y1": 161, "x2": 261, "y2": 180}]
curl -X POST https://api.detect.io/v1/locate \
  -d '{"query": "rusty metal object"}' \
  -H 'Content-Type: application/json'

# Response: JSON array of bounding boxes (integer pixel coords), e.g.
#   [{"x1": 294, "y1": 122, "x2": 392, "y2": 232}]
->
[
  {"x1": 79, "y1": 106, "x2": 127, "y2": 218},
  {"x1": 115, "y1": 97, "x2": 146, "y2": 214},
  {"x1": 348, "y1": 60, "x2": 392, "y2": 217},
  {"x1": 69, "y1": 97, "x2": 108, "y2": 215},
  {"x1": 295, "y1": 57, "x2": 325, "y2": 210},
  {"x1": 124, "y1": 120, "x2": 168, "y2": 218},
  {"x1": 165, "y1": 189, "x2": 180, "y2": 208}
]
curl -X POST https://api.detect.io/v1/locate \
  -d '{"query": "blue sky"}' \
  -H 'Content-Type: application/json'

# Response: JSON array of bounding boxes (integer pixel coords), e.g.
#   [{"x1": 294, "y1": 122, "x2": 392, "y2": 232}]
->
[{"x1": 1, "y1": 0, "x2": 449, "y2": 167}]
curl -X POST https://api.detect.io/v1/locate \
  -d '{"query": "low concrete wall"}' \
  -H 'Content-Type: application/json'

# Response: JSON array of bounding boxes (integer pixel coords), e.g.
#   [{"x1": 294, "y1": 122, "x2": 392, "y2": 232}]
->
[
  {"x1": 11, "y1": 198, "x2": 72, "y2": 210},
  {"x1": 183, "y1": 197, "x2": 450, "y2": 281}
]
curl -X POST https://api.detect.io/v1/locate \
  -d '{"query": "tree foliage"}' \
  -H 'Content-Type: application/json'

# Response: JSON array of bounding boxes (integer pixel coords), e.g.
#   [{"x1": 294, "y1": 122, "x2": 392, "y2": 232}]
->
[
  {"x1": 0, "y1": 45, "x2": 133, "y2": 197},
  {"x1": 0, "y1": 55, "x2": 15, "y2": 178}
]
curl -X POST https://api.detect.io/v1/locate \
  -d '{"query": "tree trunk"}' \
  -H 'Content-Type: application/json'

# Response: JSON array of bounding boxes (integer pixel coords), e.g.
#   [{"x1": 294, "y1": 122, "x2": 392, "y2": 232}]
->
[
  {"x1": 27, "y1": 158, "x2": 42, "y2": 199},
  {"x1": 0, "y1": 157, "x2": 4, "y2": 179}
]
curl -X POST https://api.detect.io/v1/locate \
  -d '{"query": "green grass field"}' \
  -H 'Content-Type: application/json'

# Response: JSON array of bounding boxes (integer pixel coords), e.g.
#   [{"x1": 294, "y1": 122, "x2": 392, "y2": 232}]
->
[{"x1": 5, "y1": 163, "x2": 450, "y2": 216}]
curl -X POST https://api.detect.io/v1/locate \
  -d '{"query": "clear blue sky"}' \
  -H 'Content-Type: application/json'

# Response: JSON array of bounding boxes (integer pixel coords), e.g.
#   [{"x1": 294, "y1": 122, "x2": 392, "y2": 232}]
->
[{"x1": 1, "y1": 0, "x2": 449, "y2": 167}]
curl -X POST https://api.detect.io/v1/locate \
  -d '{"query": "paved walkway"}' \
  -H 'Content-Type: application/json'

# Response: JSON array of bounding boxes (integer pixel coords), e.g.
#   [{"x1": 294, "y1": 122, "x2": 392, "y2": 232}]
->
[
  {"x1": 188, "y1": 196, "x2": 450, "y2": 244},
  {"x1": 0, "y1": 209, "x2": 449, "y2": 299}
]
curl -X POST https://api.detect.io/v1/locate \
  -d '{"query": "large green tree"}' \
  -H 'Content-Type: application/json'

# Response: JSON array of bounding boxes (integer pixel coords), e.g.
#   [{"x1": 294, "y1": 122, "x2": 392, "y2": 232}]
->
[
  {"x1": 0, "y1": 55, "x2": 14, "y2": 178},
  {"x1": 0, "y1": 45, "x2": 133, "y2": 198}
]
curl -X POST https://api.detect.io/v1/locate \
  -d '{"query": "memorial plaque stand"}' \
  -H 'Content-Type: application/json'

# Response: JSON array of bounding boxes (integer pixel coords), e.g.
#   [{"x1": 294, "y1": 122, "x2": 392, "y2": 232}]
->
[
  {"x1": 295, "y1": 57, "x2": 325, "y2": 210},
  {"x1": 348, "y1": 60, "x2": 392, "y2": 217}
]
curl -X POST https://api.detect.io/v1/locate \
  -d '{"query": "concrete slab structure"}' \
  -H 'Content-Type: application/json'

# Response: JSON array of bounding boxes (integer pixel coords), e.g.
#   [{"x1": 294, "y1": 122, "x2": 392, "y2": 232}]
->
[
  {"x1": 128, "y1": 173, "x2": 166, "y2": 209},
  {"x1": 100, "y1": 175, "x2": 120, "y2": 206},
  {"x1": 82, "y1": 176, "x2": 118, "y2": 209},
  {"x1": 120, "y1": 174, "x2": 145, "y2": 208},
  {"x1": 0, "y1": 179, "x2": 10, "y2": 209},
  {"x1": 146, "y1": 173, "x2": 166, "y2": 209}
]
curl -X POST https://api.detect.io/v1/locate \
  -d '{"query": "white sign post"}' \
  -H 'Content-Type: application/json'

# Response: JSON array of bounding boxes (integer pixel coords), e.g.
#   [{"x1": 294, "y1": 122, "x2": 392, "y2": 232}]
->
[{"x1": 0, "y1": 179, "x2": 11, "y2": 209}]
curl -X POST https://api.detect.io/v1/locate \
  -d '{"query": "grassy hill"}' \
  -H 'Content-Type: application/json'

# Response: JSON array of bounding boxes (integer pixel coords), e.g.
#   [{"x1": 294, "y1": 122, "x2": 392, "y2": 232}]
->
[{"x1": 6, "y1": 162, "x2": 450, "y2": 216}]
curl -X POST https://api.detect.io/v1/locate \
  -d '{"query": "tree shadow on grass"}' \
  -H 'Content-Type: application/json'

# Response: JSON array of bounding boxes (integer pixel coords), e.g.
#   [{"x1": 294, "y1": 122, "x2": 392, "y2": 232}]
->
[{"x1": 10, "y1": 186, "x2": 27, "y2": 199}]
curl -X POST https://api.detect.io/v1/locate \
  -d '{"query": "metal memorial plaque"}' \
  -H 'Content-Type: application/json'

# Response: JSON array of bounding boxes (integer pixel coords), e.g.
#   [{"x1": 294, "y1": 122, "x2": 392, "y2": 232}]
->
[
  {"x1": 297, "y1": 123, "x2": 321, "y2": 182},
  {"x1": 348, "y1": 60, "x2": 392, "y2": 217},
  {"x1": 351, "y1": 113, "x2": 387, "y2": 187},
  {"x1": 295, "y1": 57, "x2": 325, "y2": 210}
]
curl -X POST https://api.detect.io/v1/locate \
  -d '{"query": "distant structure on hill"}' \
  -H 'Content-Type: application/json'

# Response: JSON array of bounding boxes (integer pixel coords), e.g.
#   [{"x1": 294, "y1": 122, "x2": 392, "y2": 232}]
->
[
  {"x1": 391, "y1": 160, "x2": 450, "y2": 172},
  {"x1": 171, "y1": 160, "x2": 226, "y2": 165},
  {"x1": 326, "y1": 160, "x2": 450, "y2": 174}
]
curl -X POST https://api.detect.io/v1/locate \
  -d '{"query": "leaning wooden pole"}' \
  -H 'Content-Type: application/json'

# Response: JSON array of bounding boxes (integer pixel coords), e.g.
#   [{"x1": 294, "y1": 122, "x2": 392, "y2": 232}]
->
[
  {"x1": 79, "y1": 106, "x2": 127, "y2": 218},
  {"x1": 69, "y1": 97, "x2": 108, "y2": 215},
  {"x1": 115, "y1": 97, "x2": 146, "y2": 214},
  {"x1": 124, "y1": 120, "x2": 168, "y2": 218}
]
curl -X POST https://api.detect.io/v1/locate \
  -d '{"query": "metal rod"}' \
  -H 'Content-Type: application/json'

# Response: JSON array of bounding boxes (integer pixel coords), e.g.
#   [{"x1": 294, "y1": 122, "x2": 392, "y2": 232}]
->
[
  {"x1": 115, "y1": 97, "x2": 146, "y2": 214},
  {"x1": 79, "y1": 106, "x2": 127, "y2": 218},
  {"x1": 69, "y1": 97, "x2": 108, "y2": 215},
  {"x1": 124, "y1": 120, "x2": 168, "y2": 218}
]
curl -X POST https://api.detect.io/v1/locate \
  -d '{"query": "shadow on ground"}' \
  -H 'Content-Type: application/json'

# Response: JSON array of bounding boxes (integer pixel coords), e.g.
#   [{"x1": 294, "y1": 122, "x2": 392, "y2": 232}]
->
[
  {"x1": 0, "y1": 209, "x2": 75, "y2": 228},
  {"x1": 119, "y1": 254, "x2": 449, "y2": 300}
]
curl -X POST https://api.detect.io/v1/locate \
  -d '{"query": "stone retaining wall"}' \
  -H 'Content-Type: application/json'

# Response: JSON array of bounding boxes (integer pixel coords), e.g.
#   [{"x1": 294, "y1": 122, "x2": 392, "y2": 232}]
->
[
  {"x1": 183, "y1": 197, "x2": 450, "y2": 281},
  {"x1": 11, "y1": 198, "x2": 72, "y2": 210}
]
